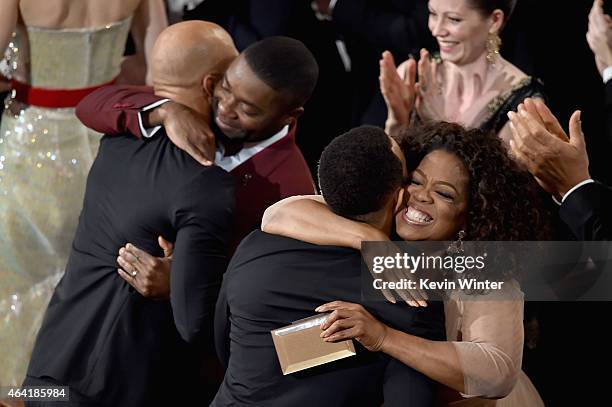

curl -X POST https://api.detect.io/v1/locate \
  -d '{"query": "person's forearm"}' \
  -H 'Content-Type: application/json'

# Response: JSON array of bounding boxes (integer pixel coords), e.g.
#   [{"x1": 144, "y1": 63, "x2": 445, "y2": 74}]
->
[
  {"x1": 75, "y1": 85, "x2": 161, "y2": 136},
  {"x1": 382, "y1": 328, "x2": 465, "y2": 393},
  {"x1": 261, "y1": 196, "x2": 384, "y2": 249},
  {"x1": 130, "y1": 0, "x2": 168, "y2": 85},
  {"x1": 145, "y1": 103, "x2": 167, "y2": 127},
  {"x1": 1, "y1": 0, "x2": 18, "y2": 56}
]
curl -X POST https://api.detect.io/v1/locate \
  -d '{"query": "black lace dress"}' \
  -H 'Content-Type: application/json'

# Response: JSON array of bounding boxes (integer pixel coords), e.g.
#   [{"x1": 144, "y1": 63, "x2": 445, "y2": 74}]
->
[{"x1": 479, "y1": 76, "x2": 546, "y2": 134}]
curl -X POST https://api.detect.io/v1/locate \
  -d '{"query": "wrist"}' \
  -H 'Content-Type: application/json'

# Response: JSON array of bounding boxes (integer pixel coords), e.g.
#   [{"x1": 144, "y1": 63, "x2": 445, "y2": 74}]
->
[
  {"x1": 560, "y1": 176, "x2": 593, "y2": 201},
  {"x1": 355, "y1": 225, "x2": 388, "y2": 247},
  {"x1": 154, "y1": 101, "x2": 181, "y2": 126},
  {"x1": 560, "y1": 173, "x2": 591, "y2": 195},
  {"x1": 147, "y1": 105, "x2": 167, "y2": 127},
  {"x1": 378, "y1": 325, "x2": 395, "y2": 353},
  {"x1": 385, "y1": 118, "x2": 409, "y2": 135}
]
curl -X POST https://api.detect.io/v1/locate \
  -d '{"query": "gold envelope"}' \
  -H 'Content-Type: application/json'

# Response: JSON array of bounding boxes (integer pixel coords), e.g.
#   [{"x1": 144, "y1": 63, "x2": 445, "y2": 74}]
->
[{"x1": 271, "y1": 314, "x2": 357, "y2": 375}]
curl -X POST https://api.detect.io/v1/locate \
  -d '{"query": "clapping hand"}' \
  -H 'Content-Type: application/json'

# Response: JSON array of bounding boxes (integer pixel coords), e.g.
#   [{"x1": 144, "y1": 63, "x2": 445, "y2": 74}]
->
[
  {"x1": 379, "y1": 51, "x2": 417, "y2": 137},
  {"x1": 587, "y1": 0, "x2": 612, "y2": 76},
  {"x1": 415, "y1": 49, "x2": 447, "y2": 123},
  {"x1": 508, "y1": 98, "x2": 590, "y2": 199}
]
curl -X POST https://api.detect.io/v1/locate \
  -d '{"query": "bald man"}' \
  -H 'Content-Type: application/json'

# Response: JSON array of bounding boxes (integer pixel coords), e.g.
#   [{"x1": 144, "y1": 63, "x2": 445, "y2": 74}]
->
[
  {"x1": 22, "y1": 22, "x2": 238, "y2": 407},
  {"x1": 76, "y1": 29, "x2": 317, "y2": 254}
]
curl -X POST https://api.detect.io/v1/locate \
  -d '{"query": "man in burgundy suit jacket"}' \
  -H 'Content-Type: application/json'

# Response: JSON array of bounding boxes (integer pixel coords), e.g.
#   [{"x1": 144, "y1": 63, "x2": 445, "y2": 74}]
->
[{"x1": 77, "y1": 36, "x2": 317, "y2": 259}]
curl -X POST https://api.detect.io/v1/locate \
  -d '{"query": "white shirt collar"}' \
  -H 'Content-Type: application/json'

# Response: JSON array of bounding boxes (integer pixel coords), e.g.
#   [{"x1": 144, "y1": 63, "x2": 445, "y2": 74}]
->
[{"x1": 214, "y1": 125, "x2": 290, "y2": 172}]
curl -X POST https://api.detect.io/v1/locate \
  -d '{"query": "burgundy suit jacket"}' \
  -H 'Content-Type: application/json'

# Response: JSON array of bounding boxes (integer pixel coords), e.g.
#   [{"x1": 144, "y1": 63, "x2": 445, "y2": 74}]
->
[{"x1": 76, "y1": 85, "x2": 316, "y2": 250}]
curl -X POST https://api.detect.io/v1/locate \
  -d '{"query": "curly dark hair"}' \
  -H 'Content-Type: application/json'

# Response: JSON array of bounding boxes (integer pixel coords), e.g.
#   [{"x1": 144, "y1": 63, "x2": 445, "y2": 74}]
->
[
  {"x1": 395, "y1": 121, "x2": 551, "y2": 242},
  {"x1": 319, "y1": 125, "x2": 403, "y2": 218}
]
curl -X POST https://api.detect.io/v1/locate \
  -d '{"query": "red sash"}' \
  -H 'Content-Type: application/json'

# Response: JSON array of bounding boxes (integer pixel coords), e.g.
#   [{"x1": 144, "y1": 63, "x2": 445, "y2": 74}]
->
[{"x1": 10, "y1": 77, "x2": 117, "y2": 108}]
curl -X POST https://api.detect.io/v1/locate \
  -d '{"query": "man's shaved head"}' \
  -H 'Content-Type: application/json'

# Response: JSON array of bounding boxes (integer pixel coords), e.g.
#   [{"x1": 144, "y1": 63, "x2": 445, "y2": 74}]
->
[{"x1": 150, "y1": 21, "x2": 238, "y2": 88}]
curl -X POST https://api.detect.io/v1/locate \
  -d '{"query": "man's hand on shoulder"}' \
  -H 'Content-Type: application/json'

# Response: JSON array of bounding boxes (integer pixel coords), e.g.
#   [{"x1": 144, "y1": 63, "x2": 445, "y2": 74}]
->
[{"x1": 148, "y1": 101, "x2": 217, "y2": 166}]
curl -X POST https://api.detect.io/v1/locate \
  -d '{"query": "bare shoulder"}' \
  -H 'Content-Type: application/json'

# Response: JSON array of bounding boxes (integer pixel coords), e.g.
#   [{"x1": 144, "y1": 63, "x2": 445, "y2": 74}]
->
[
  {"x1": 19, "y1": 0, "x2": 142, "y2": 29},
  {"x1": 499, "y1": 58, "x2": 530, "y2": 85}
]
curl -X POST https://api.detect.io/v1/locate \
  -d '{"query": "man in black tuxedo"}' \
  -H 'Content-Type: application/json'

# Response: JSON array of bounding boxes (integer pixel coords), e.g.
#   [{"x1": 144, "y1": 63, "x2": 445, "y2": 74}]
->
[
  {"x1": 212, "y1": 126, "x2": 445, "y2": 407},
  {"x1": 22, "y1": 22, "x2": 238, "y2": 407}
]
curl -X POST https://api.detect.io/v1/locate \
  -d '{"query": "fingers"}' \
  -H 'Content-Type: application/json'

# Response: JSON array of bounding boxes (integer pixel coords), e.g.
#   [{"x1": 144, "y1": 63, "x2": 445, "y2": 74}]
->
[
  {"x1": 431, "y1": 58, "x2": 439, "y2": 90},
  {"x1": 321, "y1": 317, "x2": 355, "y2": 338},
  {"x1": 417, "y1": 49, "x2": 430, "y2": 91},
  {"x1": 530, "y1": 98, "x2": 569, "y2": 141},
  {"x1": 166, "y1": 124, "x2": 214, "y2": 166},
  {"x1": 380, "y1": 51, "x2": 398, "y2": 83},
  {"x1": 381, "y1": 51, "x2": 397, "y2": 74},
  {"x1": 381, "y1": 287, "x2": 397, "y2": 304},
  {"x1": 399, "y1": 285, "x2": 428, "y2": 307},
  {"x1": 123, "y1": 243, "x2": 155, "y2": 266},
  {"x1": 158, "y1": 236, "x2": 175, "y2": 258},
  {"x1": 320, "y1": 308, "x2": 355, "y2": 329},
  {"x1": 380, "y1": 53, "x2": 404, "y2": 105},
  {"x1": 518, "y1": 107, "x2": 551, "y2": 147},
  {"x1": 507, "y1": 114, "x2": 538, "y2": 163},
  {"x1": 508, "y1": 138, "x2": 533, "y2": 170},
  {"x1": 508, "y1": 110, "x2": 547, "y2": 150},
  {"x1": 117, "y1": 254, "x2": 140, "y2": 276},
  {"x1": 521, "y1": 99, "x2": 545, "y2": 125},
  {"x1": 184, "y1": 141, "x2": 214, "y2": 166},
  {"x1": 568, "y1": 110, "x2": 586, "y2": 149},
  {"x1": 202, "y1": 132, "x2": 217, "y2": 164},
  {"x1": 118, "y1": 267, "x2": 137, "y2": 286},
  {"x1": 591, "y1": 0, "x2": 608, "y2": 27},
  {"x1": 316, "y1": 301, "x2": 361, "y2": 313},
  {"x1": 405, "y1": 58, "x2": 417, "y2": 89},
  {"x1": 323, "y1": 327, "x2": 360, "y2": 343},
  {"x1": 385, "y1": 267, "x2": 427, "y2": 307}
]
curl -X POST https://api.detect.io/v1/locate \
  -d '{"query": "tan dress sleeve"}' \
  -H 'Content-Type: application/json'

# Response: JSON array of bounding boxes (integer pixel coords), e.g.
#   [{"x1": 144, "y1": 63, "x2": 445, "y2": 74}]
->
[{"x1": 446, "y1": 282, "x2": 524, "y2": 399}]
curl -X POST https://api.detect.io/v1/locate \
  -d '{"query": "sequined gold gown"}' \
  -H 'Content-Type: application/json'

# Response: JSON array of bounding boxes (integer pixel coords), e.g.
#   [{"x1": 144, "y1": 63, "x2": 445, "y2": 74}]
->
[{"x1": 0, "y1": 18, "x2": 132, "y2": 386}]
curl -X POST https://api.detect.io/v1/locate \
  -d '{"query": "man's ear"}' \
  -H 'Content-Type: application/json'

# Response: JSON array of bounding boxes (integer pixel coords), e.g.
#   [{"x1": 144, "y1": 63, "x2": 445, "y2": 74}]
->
[
  {"x1": 203, "y1": 73, "x2": 222, "y2": 98},
  {"x1": 284, "y1": 106, "x2": 304, "y2": 127}
]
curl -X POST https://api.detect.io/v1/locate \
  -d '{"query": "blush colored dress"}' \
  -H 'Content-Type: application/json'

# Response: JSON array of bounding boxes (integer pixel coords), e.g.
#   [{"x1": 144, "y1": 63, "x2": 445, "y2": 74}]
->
[{"x1": 442, "y1": 281, "x2": 545, "y2": 406}]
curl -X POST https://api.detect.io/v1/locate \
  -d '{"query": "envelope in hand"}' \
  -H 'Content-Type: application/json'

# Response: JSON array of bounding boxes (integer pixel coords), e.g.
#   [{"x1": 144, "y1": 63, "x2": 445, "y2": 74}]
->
[{"x1": 271, "y1": 314, "x2": 356, "y2": 375}]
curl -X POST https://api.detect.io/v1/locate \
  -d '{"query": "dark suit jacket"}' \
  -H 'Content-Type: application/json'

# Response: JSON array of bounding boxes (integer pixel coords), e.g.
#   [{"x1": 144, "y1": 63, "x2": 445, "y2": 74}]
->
[
  {"x1": 75, "y1": 85, "x2": 316, "y2": 251},
  {"x1": 26, "y1": 132, "x2": 235, "y2": 406},
  {"x1": 560, "y1": 181, "x2": 612, "y2": 241},
  {"x1": 212, "y1": 231, "x2": 445, "y2": 407}
]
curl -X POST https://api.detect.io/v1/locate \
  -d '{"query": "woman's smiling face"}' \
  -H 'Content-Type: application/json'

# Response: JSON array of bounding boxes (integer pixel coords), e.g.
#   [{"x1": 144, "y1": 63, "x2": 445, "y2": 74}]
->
[
  {"x1": 396, "y1": 149, "x2": 469, "y2": 241},
  {"x1": 427, "y1": 0, "x2": 500, "y2": 65}
]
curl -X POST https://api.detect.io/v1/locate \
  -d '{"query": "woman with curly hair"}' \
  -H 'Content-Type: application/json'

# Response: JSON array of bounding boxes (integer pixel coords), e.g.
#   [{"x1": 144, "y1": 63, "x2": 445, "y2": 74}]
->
[{"x1": 261, "y1": 121, "x2": 548, "y2": 406}]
